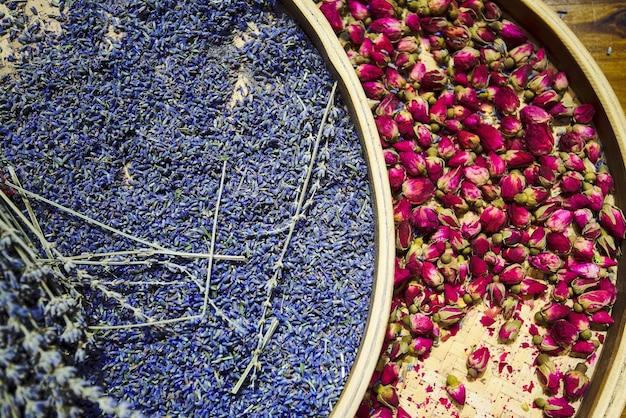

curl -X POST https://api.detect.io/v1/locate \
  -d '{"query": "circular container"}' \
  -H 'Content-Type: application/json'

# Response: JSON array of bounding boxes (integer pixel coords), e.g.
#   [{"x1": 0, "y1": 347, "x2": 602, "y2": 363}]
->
[{"x1": 281, "y1": 0, "x2": 626, "y2": 417}]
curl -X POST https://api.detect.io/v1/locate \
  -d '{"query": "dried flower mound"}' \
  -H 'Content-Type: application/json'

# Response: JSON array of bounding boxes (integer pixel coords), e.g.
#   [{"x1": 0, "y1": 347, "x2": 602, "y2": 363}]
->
[{"x1": 446, "y1": 375, "x2": 466, "y2": 405}]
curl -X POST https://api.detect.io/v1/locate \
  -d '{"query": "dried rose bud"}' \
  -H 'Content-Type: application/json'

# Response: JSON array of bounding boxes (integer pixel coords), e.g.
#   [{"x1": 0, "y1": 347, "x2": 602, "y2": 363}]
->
[
  {"x1": 466, "y1": 275, "x2": 492, "y2": 301},
  {"x1": 566, "y1": 311, "x2": 590, "y2": 333},
  {"x1": 527, "y1": 70, "x2": 553, "y2": 94},
  {"x1": 494, "y1": 19, "x2": 528, "y2": 47},
  {"x1": 535, "y1": 397, "x2": 575, "y2": 418},
  {"x1": 571, "y1": 339, "x2": 598, "y2": 359},
  {"x1": 456, "y1": 130, "x2": 481, "y2": 150},
  {"x1": 487, "y1": 281, "x2": 506, "y2": 306},
  {"x1": 552, "y1": 280, "x2": 570, "y2": 302},
  {"x1": 546, "y1": 232, "x2": 572, "y2": 255},
  {"x1": 405, "y1": 12, "x2": 421, "y2": 32},
  {"x1": 520, "y1": 105, "x2": 551, "y2": 124},
  {"x1": 536, "y1": 354, "x2": 561, "y2": 394},
  {"x1": 409, "y1": 207, "x2": 437, "y2": 233},
  {"x1": 569, "y1": 262, "x2": 600, "y2": 280},
  {"x1": 347, "y1": 0, "x2": 369, "y2": 20},
  {"x1": 388, "y1": 167, "x2": 405, "y2": 191},
  {"x1": 446, "y1": 375, "x2": 466, "y2": 405},
  {"x1": 552, "y1": 71, "x2": 569, "y2": 92},
  {"x1": 585, "y1": 140, "x2": 602, "y2": 164},
  {"x1": 550, "y1": 319, "x2": 579, "y2": 347},
  {"x1": 474, "y1": 123, "x2": 505, "y2": 153},
  {"x1": 421, "y1": 261, "x2": 444, "y2": 288},
  {"x1": 572, "y1": 103, "x2": 595, "y2": 124},
  {"x1": 501, "y1": 295, "x2": 519, "y2": 319},
  {"x1": 493, "y1": 86, "x2": 519, "y2": 115},
  {"x1": 599, "y1": 203, "x2": 626, "y2": 240},
  {"x1": 380, "y1": 362, "x2": 401, "y2": 385},
  {"x1": 500, "y1": 170, "x2": 526, "y2": 202},
  {"x1": 530, "y1": 252, "x2": 562, "y2": 272},
  {"x1": 376, "y1": 383, "x2": 399, "y2": 408},
  {"x1": 375, "y1": 115, "x2": 400, "y2": 143},
  {"x1": 559, "y1": 131, "x2": 585, "y2": 153},
  {"x1": 409, "y1": 336, "x2": 435, "y2": 356},
  {"x1": 497, "y1": 264, "x2": 524, "y2": 285},
  {"x1": 403, "y1": 177, "x2": 435, "y2": 204},
  {"x1": 514, "y1": 278, "x2": 547, "y2": 297},
  {"x1": 578, "y1": 290, "x2": 614, "y2": 314},
  {"x1": 433, "y1": 306, "x2": 465, "y2": 327},
  {"x1": 471, "y1": 64, "x2": 490, "y2": 89},
  {"x1": 376, "y1": 93, "x2": 402, "y2": 117},
  {"x1": 370, "y1": 17, "x2": 405, "y2": 41},
  {"x1": 319, "y1": 0, "x2": 345, "y2": 33},
  {"x1": 421, "y1": 68, "x2": 448, "y2": 91},
  {"x1": 563, "y1": 363, "x2": 590, "y2": 401},
  {"x1": 508, "y1": 42, "x2": 534, "y2": 65},
  {"x1": 524, "y1": 123, "x2": 554, "y2": 156},
  {"x1": 499, "y1": 319, "x2": 522, "y2": 343},
  {"x1": 466, "y1": 346, "x2": 490, "y2": 379},
  {"x1": 394, "y1": 198, "x2": 412, "y2": 223},
  {"x1": 356, "y1": 63, "x2": 384, "y2": 82},
  {"x1": 537, "y1": 302, "x2": 571, "y2": 323},
  {"x1": 396, "y1": 220, "x2": 413, "y2": 251},
  {"x1": 471, "y1": 25, "x2": 497, "y2": 45},
  {"x1": 544, "y1": 208, "x2": 573, "y2": 233},
  {"x1": 479, "y1": 206, "x2": 508, "y2": 234},
  {"x1": 363, "y1": 81, "x2": 389, "y2": 101},
  {"x1": 533, "y1": 89, "x2": 562, "y2": 109},
  {"x1": 438, "y1": 207, "x2": 460, "y2": 228}
]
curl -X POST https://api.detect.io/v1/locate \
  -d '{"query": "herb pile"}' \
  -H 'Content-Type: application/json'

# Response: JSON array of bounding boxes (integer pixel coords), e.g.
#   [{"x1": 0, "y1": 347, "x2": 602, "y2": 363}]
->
[
  {"x1": 317, "y1": 0, "x2": 626, "y2": 416},
  {"x1": 1, "y1": 0, "x2": 377, "y2": 416}
]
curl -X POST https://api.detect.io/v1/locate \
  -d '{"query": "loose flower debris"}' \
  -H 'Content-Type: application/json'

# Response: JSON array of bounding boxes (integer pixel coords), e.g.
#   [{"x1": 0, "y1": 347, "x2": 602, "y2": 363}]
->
[
  {"x1": 1, "y1": 0, "x2": 378, "y2": 417},
  {"x1": 316, "y1": 0, "x2": 626, "y2": 417}
]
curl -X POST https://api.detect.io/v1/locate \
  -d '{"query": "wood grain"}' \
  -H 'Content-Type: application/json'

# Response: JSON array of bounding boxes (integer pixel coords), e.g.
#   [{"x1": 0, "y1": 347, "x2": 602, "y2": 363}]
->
[{"x1": 544, "y1": 0, "x2": 626, "y2": 114}]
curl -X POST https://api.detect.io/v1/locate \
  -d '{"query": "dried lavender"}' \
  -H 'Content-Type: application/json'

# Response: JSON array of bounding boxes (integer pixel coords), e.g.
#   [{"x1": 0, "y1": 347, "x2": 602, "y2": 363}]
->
[{"x1": 1, "y1": 0, "x2": 375, "y2": 416}]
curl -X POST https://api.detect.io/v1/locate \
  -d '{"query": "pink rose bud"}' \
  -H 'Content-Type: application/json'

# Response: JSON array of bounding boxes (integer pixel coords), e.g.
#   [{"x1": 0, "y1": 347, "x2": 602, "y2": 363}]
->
[
  {"x1": 456, "y1": 130, "x2": 480, "y2": 150},
  {"x1": 533, "y1": 47, "x2": 549, "y2": 71},
  {"x1": 550, "y1": 319, "x2": 578, "y2": 347},
  {"x1": 472, "y1": 26, "x2": 497, "y2": 45},
  {"x1": 402, "y1": 176, "x2": 435, "y2": 205},
  {"x1": 375, "y1": 115, "x2": 400, "y2": 143},
  {"x1": 578, "y1": 290, "x2": 614, "y2": 313},
  {"x1": 585, "y1": 140, "x2": 602, "y2": 163},
  {"x1": 570, "y1": 340, "x2": 598, "y2": 359},
  {"x1": 405, "y1": 312, "x2": 435, "y2": 336},
  {"x1": 538, "y1": 302, "x2": 571, "y2": 323},
  {"x1": 536, "y1": 355, "x2": 561, "y2": 394},
  {"x1": 369, "y1": 0, "x2": 395, "y2": 18},
  {"x1": 421, "y1": 68, "x2": 448, "y2": 91},
  {"x1": 527, "y1": 70, "x2": 553, "y2": 94},
  {"x1": 466, "y1": 275, "x2": 492, "y2": 301},
  {"x1": 546, "y1": 232, "x2": 572, "y2": 255},
  {"x1": 535, "y1": 397, "x2": 575, "y2": 418},
  {"x1": 475, "y1": 123, "x2": 505, "y2": 153},
  {"x1": 509, "y1": 42, "x2": 534, "y2": 64},
  {"x1": 498, "y1": 264, "x2": 524, "y2": 285},
  {"x1": 376, "y1": 383, "x2": 399, "y2": 408},
  {"x1": 509, "y1": 64, "x2": 533, "y2": 90},
  {"x1": 494, "y1": 86, "x2": 520, "y2": 115},
  {"x1": 570, "y1": 236, "x2": 594, "y2": 261},
  {"x1": 567, "y1": 312, "x2": 590, "y2": 332},
  {"x1": 516, "y1": 278, "x2": 548, "y2": 297},
  {"x1": 438, "y1": 207, "x2": 460, "y2": 228},
  {"x1": 421, "y1": 261, "x2": 445, "y2": 288},
  {"x1": 504, "y1": 149, "x2": 534, "y2": 168},
  {"x1": 356, "y1": 63, "x2": 384, "y2": 82},
  {"x1": 559, "y1": 131, "x2": 584, "y2": 153},
  {"x1": 399, "y1": 150, "x2": 426, "y2": 177},
  {"x1": 407, "y1": 98, "x2": 429, "y2": 124},
  {"x1": 479, "y1": 206, "x2": 508, "y2": 234},
  {"x1": 380, "y1": 362, "x2": 401, "y2": 385},
  {"x1": 550, "y1": 101, "x2": 575, "y2": 119},
  {"x1": 552, "y1": 71, "x2": 569, "y2": 92},
  {"x1": 569, "y1": 262, "x2": 600, "y2": 280},
  {"x1": 599, "y1": 203, "x2": 626, "y2": 240},
  {"x1": 500, "y1": 170, "x2": 526, "y2": 202},
  {"x1": 509, "y1": 203, "x2": 531, "y2": 228},
  {"x1": 461, "y1": 166, "x2": 489, "y2": 187},
  {"x1": 409, "y1": 336, "x2": 435, "y2": 356},
  {"x1": 346, "y1": 22, "x2": 366, "y2": 45},
  {"x1": 396, "y1": 220, "x2": 413, "y2": 251},
  {"x1": 347, "y1": 0, "x2": 368, "y2": 20},
  {"x1": 530, "y1": 252, "x2": 563, "y2": 272},
  {"x1": 471, "y1": 64, "x2": 490, "y2": 89},
  {"x1": 501, "y1": 296, "x2": 520, "y2": 319},
  {"x1": 446, "y1": 375, "x2": 466, "y2": 405},
  {"x1": 433, "y1": 306, "x2": 465, "y2": 327},
  {"x1": 376, "y1": 93, "x2": 402, "y2": 117},
  {"x1": 411, "y1": 206, "x2": 439, "y2": 233},
  {"x1": 532, "y1": 89, "x2": 562, "y2": 109},
  {"x1": 483, "y1": 1, "x2": 502, "y2": 20},
  {"x1": 437, "y1": 166, "x2": 463, "y2": 194},
  {"x1": 466, "y1": 346, "x2": 490, "y2": 379},
  {"x1": 388, "y1": 167, "x2": 405, "y2": 191},
  {"x1": 563, "y1": 364, "x2": 590, "y2": 401},
  {"x1": 362, "y1": 81, "x2": 389, "y2": 100},
  {"x1": 448, "y1": 150, "x2": 473, "y2": 167},
  {"x1": 499, "y1": 319, "x2": 522, "y2": 343},
  {"x1": 589, "y1": 310, "x2": 614, "y2": 329},
  {"x1": 535, "y1": 334, "x2": 566, "y2": 356},
  {"x1": 573, "y1": 103, "x2": 595, "y2": 124},
  {"x1": 560, "y1": 171, "x2": 583, "y2": 194},
  {"x1": 452, "y1": 46, "x2": 480, "y2": 72},
  {"x1": 552, "y1": 280, "x2": 570, "y2": 302},
  {"x1": 545, "y1": 208, "x2": 574, "y2": 233},
  {"x1": 405, "y1": 12, "x2": 421, "y2": 32},
  {"x1": 596, "y1": 172, "x2": 615, "y2": 196},
  {"x1": 528, "y1": 226, "x2": 547, "y2": 249},
  {"x1": 524, "y1": 123, "x2": 554, "y2": 156},
  {"x1": 319, "y1": 0, "x2": 344, "y2": 33},
  {"x1": 497, "y1": 19, "x2": 528, "y2": 47},
  {"x1": 520, "y1": 105, "x2": 551, "y2": 124},
  {"x1": 370, "y1": 17, "x2": 405, "y2": 41}
]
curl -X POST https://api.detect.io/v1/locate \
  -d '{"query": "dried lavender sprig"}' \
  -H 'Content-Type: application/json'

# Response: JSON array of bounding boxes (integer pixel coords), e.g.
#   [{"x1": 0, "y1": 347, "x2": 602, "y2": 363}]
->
[
  {"x1": 88, "y1": 160, "x2": 229, "y2": 330},
  {"x1": 232, "y1": 82, "x2": 338, "y2": 394},
  {"x1": 55, "y1": 248, "x2": 245, "y2": 262}
]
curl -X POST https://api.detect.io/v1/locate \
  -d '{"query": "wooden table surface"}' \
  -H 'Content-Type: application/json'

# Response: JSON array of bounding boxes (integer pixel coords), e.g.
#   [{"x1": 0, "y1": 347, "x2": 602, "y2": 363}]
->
[{"x1": 540, "y1": 2, "x2": 626, "y2": 416}]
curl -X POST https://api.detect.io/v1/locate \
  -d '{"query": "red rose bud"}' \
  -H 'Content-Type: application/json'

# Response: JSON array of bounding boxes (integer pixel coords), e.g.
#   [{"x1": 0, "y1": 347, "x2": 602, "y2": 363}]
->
[
  {"x1": 356, "y1": 63, "x2": 384, "y2": 82},
  {"x1": 493, "y1": 86, "x2": 520, "y2": 115},
  {"x1": 411, "y1": 206, "x2": 439, "y2": 233},
  {"x1": 433, "y1": 306, "x2": 465, "y2": 327},
  {"x1": 536, "y1": 355, "x2": 561, "y2": 394},
  {"x1": 546, "y1": 232, "x2": 572, "y2": 255},
  {"x1": 495, "y1": 19, "x2": 528, "y2": 47},
  {"x1": 552, "y1": 71, "x2": 569, "y2": 92},
  {"x1": 498, "y1": 264, "x2": 524, "y2": 285},
  {"x1": 552, "y1": 280, "x2": 570, "y2": 302},
  {"x1": 466, "y1": 346, "x2": 490, "y2": 379},
  {"x1": 570, "y1": 236, "x2": 594, "y2": 261},
  {"x1": 550, "y1": 101, "x2": 575, "y2": 119},
  {"x1": 515, "y1": 278, "x2": 547, "y2": 297},
  {"x1": 370, "y1": 407, "x2": 394, "y2": 418},
  {"x1": 544, "y1": 208, "x2": 573, "y2": 233},
  {"x1": 573, "y1": 103, "x2": 595, "y2": 124},
  {"x1": 452, "y1": 46, "x2": 480, "y2": 72},
  {"x1": 470, "y1": 63, "x2": 490, "y2": 89},
  {"x1": 499, "y1": 319, "x2": 522, "y2": 343},
  {"x1": 566, "y1": 312, "x2": 590, "y2": 333},
  {"x1": 442, "y1": 25, "x2": 470, "y2": 51},
  {"x1": 508, "y1": 42, "x2": 534, "y2": 65},
  {"x1": 346, "y1": 22, "x2": 366, "y2": 45},
  {"x1": 532, "y1": 47, "x2": 549, "y2": 71},
  {"x1": 535, "y1": 397, "x2": 575, "y2": 418},
  {"x1": 530, "y1": 252, "x2": 563, "y2": 272},
  {"x1": 559, "y1": 131, "x2": 584, "y2": 153},
  {"x1": 487, "y1": 281, "x2": 506, "y2": 307},
  {"x1": 376, "y1": 383, "x2": 399, "y2": 408},
  {"x1": 399, "y1": 150, "x2": 426, "y2": 177},
  {"x1": 500, "y1": 170, "x2": 526, "y2": 202},
  {"x1": 405, "y1": 312, "x2": 435, "y2": 336},
  {"x1": 474, "y1": 123, "x2": 504, "y2": 153},
  {"x1": 319, "y1": 0, "x2": 344, "y2": 33},
  {"x1": 376, "y1": 93, "x2": 402, "y2": 117},
  {"x1": 533, "y1": 90, "x2": 562, "y2": 109},
  {"x1": 578, "y1": 290, "x2": 614, "y2": 313},
  {"x1": 394, "y1": 198, "x2": 412, "y2": 223},
  {"x1": 585, "y1": 140, "x2": 602, "y2": 164},
  {"x1": 380, "y1": 362, "x2": 401, "y2": 386},
  {"x1": 595, "y1": 172, "x2": 615, "y2": 196},
  {"x1": 570, "y1": 339, "x2": 598, "y2": 359},
  {"x1": 508, "y1": 63, "x2": 532, "y2": 90},
  {"x1": 347, "y1": 0, "x2": 369, "y2": 20},
  {"x1": 421, "y1": 261, "x2": 444, "y2": 288},
  {"x1": 388, "y1": 167, "x2": 405, "y2": 191},
  {"x1": 563, "y1": 364, "x2": 590, "y2": 401},
  {"x1": 524, "y1": 123, "x2": 554, "y2": 156},
  {"x1": 538, "y1": 302, "x2": 571, "y2": 323},
  {"x1": 396, "y1": 220, "x2": 413, "y2": 251},
  {"x1": 560, "y1": 171, "x2": 583, "y2": 195},
  {"x1": 370, "y1": 17, "x2": 405, "y2": 41},
  {"x1": 479, "y1": 206, "x2": 508, "y2": 234},
  {"x1": 569, "y1": 262, "x2": 600, "y2": 280},
  {"x1": 527, "y1": 70, "x2": 553, "y2": 94},
  {"x1": 519, "y1": 105, "x2": 551, "y2": 124},
  {"x1": 436, "y1": 167, "x2": 462, "y2": 194},
  {"x1": 599, "y1": 203, "x2": 626, "y2": 240},
  {"x1": 446, "y1": 375, "x2": 466, "y2": 405},
  {"x1": 550, "y1": 319, "x2": 578, "y2": 347},
  {"x1": 421, "y1": 68, "x2": 448, "y2": 92},
  {"x1": 362, "y1": 81, "x2": 388, "y2": 100},
  {"x1": 369, "y1": 0, "x2": 396, "y2": 18},
  {"x1": 465, "y1": 275, "x2": 492, "y2": 301},
  {"x1": 409, "y1": 336, "x2": 435, "y2": 356}
]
